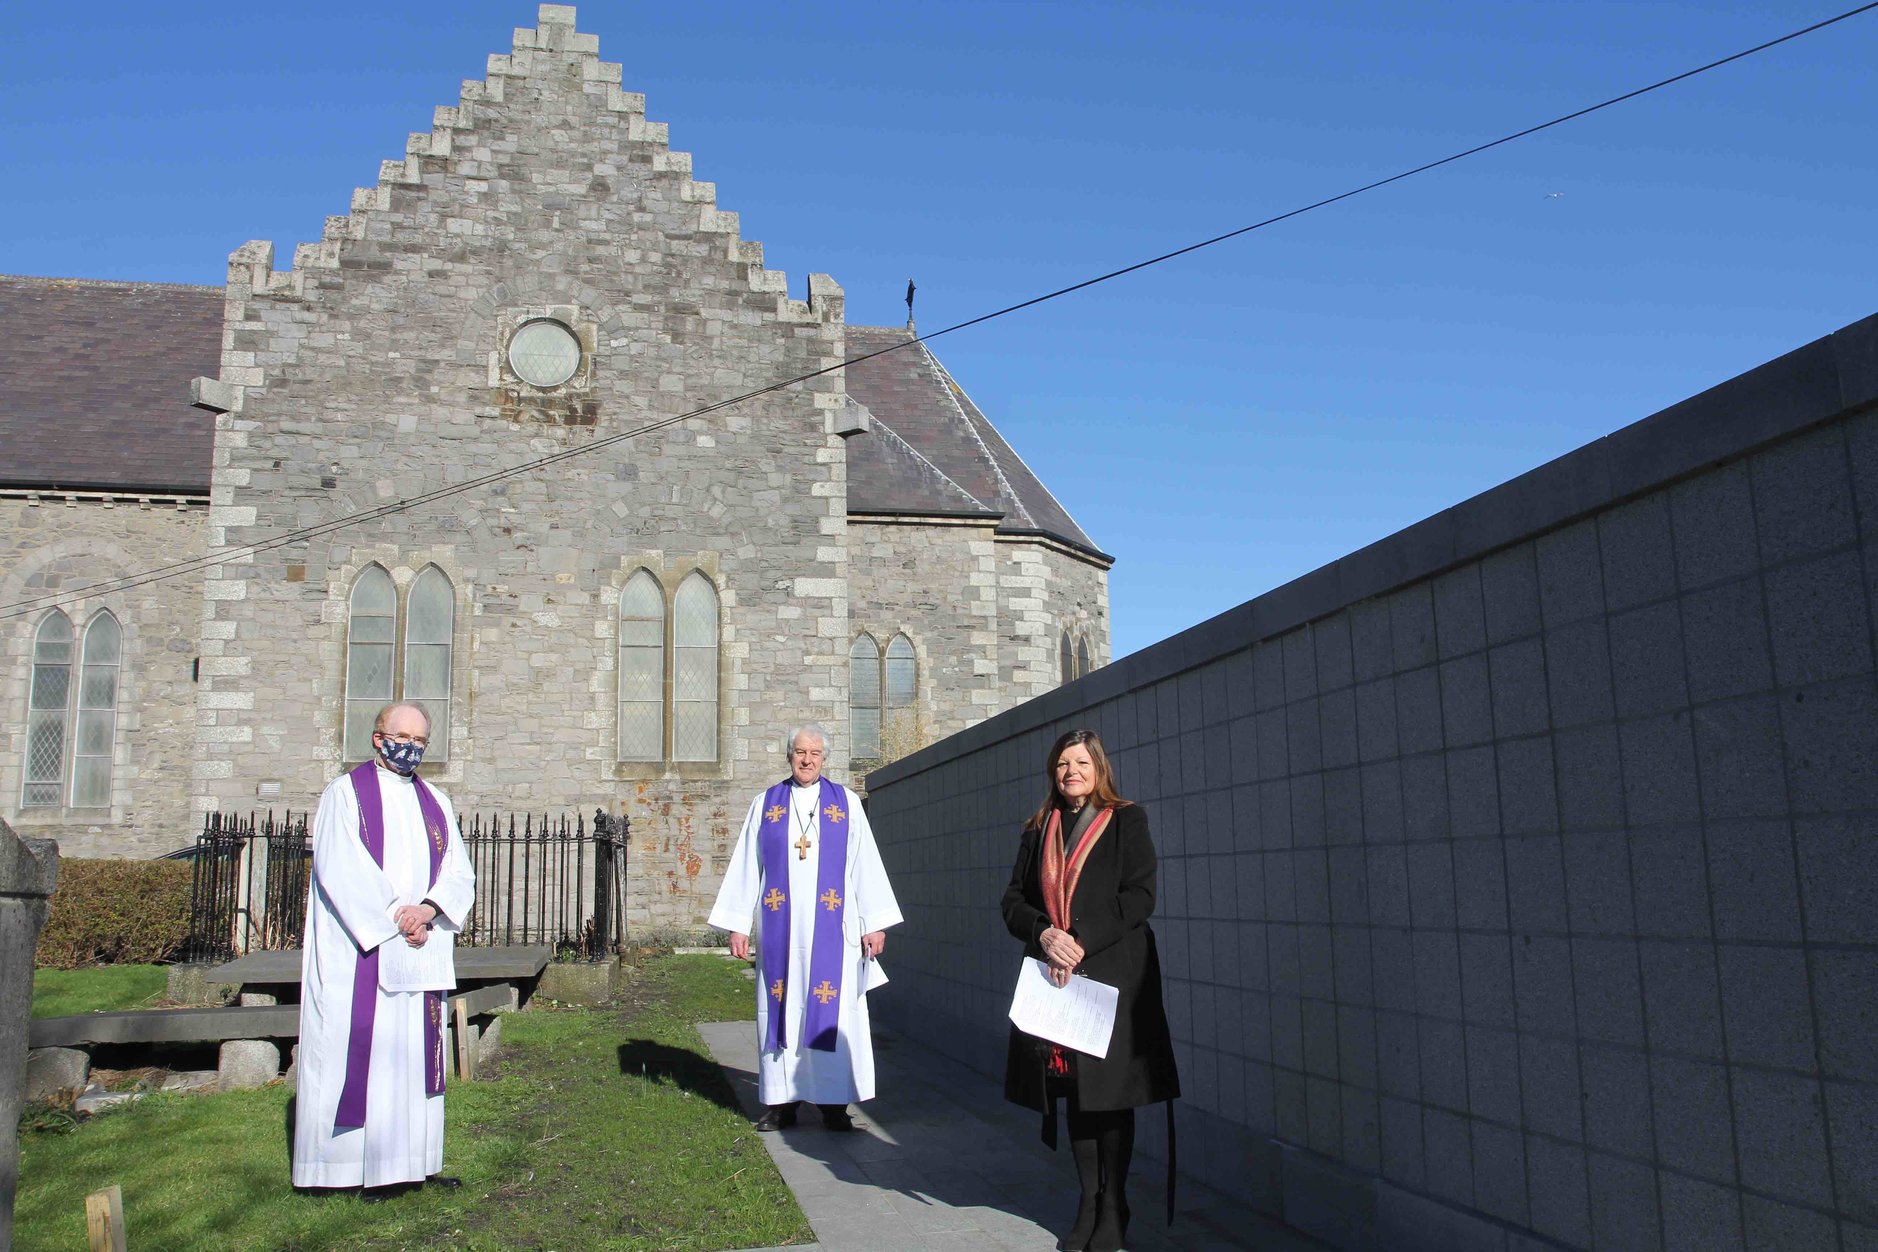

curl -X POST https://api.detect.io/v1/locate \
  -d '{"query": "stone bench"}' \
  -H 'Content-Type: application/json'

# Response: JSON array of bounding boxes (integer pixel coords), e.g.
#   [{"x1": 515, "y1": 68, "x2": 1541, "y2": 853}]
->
[{"x1": 26, "y1": 981, "x2": 518, "y2": 1100}]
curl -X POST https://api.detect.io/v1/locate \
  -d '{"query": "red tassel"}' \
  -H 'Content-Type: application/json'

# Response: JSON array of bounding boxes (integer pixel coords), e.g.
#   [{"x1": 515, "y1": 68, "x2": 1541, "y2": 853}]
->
[{"x1": 1048, "y1": 1044, "x2": 1070, "y2": 1076}]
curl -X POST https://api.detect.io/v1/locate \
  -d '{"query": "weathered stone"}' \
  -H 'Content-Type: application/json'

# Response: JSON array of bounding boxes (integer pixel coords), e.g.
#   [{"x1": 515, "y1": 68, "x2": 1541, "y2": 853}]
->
[
  {"x1": 0, "y1": 819, "x2": 57, "y2": 1248},
  {"x1": 160, "y1": 1070, "x2": 219, "y2": 1093},
  {"x1": 537, "y1": 957, "x2": 618, "y2": 1005},
  {"x1": 23, "y1": 1047, "x2": 90, "y2": 1103},
  {"x1": 74, "y1": 1085, "x2": 140, "y2": 1116},
  {"x1": 217, "y1": 1039, "x2": 280, "y2": 1090}
]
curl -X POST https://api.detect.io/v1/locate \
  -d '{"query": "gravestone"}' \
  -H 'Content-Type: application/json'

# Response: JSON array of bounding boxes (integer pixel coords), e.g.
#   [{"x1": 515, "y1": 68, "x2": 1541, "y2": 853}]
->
[{"x1": 0, "y1": 817, "x2": 59, "y2": 1248}]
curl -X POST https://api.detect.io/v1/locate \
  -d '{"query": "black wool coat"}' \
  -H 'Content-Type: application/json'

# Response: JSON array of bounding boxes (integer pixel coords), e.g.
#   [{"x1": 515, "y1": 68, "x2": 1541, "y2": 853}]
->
[{"x1": 1000, "y1": 802, "x2": 1180, "y2": 1114}]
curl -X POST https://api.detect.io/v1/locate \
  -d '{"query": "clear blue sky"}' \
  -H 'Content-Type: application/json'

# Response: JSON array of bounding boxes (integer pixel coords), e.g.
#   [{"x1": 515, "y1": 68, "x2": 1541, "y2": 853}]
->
[{"x1": 4, "y1": 1, "x2": 1873, "y2": 658}]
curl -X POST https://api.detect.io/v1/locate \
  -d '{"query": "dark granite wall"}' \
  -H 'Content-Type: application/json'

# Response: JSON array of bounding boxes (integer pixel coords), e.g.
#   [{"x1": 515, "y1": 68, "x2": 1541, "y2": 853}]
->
[{"x1": 865, "y1": 313, "x2": 1878, "y2": 1252}]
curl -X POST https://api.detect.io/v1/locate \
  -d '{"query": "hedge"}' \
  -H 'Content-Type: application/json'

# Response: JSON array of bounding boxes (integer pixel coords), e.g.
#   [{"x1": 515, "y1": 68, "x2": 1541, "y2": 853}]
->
[{"x1": 37, "y1": 858, "x2": 193, "y2": 969}]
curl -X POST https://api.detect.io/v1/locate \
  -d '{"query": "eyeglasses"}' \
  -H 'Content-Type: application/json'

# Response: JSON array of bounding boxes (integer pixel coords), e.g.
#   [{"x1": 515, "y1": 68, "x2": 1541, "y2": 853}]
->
[{"x1": 378, "y1": 732, "x2": 429, "y2": 748}]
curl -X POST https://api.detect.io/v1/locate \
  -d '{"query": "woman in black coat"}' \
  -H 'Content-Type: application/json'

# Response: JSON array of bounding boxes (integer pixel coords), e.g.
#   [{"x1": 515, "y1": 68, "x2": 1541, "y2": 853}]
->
[{"x1": 1001, "y1": 729, "x2": 1179, "y2": 1252}]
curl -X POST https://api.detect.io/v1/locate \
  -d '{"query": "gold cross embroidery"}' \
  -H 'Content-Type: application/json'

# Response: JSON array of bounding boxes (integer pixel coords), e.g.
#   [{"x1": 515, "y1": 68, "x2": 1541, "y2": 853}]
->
[
  {"x1": 429, "y1": 822, "x2": 444, "y2": 853},
  {"x1": 812, "y1": 980, "x2": 838, "y2": 1004},
  {"x1": 823, "y1": 802, "x2": 846, "y2": 825},
  {"x1": 763, "y1": 888, "x2": 786, "y2": 912},
  {"x1": 765, "y1": 804, "x2": 786, "y2": 823},
  {"x1": 821, "y1": 888, "x2": 842, "y2": 912},
  {"x1": 770, "y1": 979, "x2": 785, "y2": 1001},
  {"x1": 795, "y1": 832, "x2": 813, "y2": 860}
]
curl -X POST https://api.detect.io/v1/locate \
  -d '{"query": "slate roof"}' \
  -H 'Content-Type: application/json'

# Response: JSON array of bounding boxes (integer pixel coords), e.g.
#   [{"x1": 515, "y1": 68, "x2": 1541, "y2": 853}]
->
[
  {"x1": 842, "y1": 326, "x2": 1106, "y2": 558},
  {"x1": 0, "y1": 282, "x2": 1105, "y2": 558},
  {"x1": 0, "y1": 275, "x2": 222, "y2": 494}
]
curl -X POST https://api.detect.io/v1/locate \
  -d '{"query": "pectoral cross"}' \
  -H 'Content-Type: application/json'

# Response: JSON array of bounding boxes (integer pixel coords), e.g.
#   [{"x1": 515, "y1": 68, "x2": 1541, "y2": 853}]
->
[{"x1": 795, "y1": 831, "x2": 813, "y2": 860}]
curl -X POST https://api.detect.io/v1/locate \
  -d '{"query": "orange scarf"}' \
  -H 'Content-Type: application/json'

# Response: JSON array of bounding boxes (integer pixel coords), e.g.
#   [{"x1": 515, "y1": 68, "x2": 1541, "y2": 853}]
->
[{"x1": 1037, "y1": 804, "x2": 1112, "y2": 1074}]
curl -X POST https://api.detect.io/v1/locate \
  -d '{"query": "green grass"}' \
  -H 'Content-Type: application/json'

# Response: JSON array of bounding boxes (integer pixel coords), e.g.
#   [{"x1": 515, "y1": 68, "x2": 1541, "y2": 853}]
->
[
  {"x1": 31, "y1": 964, "x2": 168, "y2": 1018},
  {"x1": 14, "y1": 953, "x2": 812, "y2": 1251}
]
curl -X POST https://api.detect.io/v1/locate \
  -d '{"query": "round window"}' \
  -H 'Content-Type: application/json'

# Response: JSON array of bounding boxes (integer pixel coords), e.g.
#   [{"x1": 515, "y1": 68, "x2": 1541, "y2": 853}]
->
[{"x1": 507, "y1": 320, "x2": 582, "y2": 388}]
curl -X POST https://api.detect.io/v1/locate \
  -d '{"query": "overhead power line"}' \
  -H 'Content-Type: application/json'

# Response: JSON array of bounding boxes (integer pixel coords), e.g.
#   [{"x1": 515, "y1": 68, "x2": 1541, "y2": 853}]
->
[{"x1": 5, "y1": 0, "x2": 1875, "y2": 623}]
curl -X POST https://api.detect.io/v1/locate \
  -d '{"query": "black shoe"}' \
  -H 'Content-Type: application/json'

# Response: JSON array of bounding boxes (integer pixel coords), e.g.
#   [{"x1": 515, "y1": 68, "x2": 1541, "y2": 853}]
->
[
  {"x1": 1057, "y1": 1192, "x2": 1099, "y2": 1250},
  {"x1": 818, "y1": 1103, "x2": 858, "y2": 1132},
  {"x1": 359, "y1": 1183, "x2": 417, "y2": 1204},
  {"x1": 753, "y1": 1103, "x2": 798, "y2": 1131},
  {"x1": 425, "y1": 1175, "x2": 462, "y2": 1189}
]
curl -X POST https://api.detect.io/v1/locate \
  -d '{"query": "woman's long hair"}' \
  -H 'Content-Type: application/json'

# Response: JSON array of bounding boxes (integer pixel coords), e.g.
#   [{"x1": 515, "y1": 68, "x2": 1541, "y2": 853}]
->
[{"x1": 1024, "y1": 729, "x2": 1132, "y2": 831}]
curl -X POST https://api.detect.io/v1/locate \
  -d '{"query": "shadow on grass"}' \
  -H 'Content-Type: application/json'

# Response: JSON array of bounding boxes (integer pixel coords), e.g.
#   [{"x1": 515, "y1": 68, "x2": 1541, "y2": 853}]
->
[{"x1": 615, "y1": 1038, "x2": 745, "y2": 1117}]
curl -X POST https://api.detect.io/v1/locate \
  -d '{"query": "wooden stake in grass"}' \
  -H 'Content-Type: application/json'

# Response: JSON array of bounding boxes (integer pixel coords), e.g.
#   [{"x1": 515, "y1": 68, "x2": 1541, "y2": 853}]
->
[
  {"x1": 85, "y1": 1184, "x2": 126, "y2": 1252},
  {"x1": 454, "y1": 997, "x2": 474, "y2": 1081}
]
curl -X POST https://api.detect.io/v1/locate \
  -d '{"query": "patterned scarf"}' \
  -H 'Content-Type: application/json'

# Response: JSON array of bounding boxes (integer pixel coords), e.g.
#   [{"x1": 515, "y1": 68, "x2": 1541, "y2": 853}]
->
[{"x1": 1037, "y1": 802, "x2": 1112, "y2": 1074}]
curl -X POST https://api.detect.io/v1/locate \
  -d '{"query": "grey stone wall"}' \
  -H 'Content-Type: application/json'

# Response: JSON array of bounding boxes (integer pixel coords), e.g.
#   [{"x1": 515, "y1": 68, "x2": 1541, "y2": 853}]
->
[
  {"x1": 0, "y1": 499, "x2": 205, "y2": 857},
  {"x1": 848, "y1": 522, "x2": 1110, "y2": 772},
  {"x1": 865, "y1": 313, "x2": 1878, "y2": 1251},
  {"x1": 193, "y1": 8, "x2": 851, "y2": 934}
]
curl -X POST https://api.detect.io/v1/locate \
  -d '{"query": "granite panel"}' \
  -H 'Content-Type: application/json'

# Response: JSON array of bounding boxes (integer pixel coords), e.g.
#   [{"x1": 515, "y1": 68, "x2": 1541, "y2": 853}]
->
[
  {"x1": 1751, "y1": 425, "x2": 1856, "y2": 564},
  {"x1": 1601, "y1": 494, "x2": 1679, "y2": 612}
]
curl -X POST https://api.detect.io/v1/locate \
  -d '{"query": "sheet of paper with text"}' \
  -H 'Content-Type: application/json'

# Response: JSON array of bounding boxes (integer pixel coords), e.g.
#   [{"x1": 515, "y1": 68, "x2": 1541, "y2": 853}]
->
[{"x1": 1007, "y1": 957, "x2": 1118, "y2": 1058}]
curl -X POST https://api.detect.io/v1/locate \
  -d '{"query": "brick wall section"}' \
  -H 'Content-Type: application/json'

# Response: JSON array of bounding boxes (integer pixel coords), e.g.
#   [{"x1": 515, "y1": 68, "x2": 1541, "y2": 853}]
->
[
  {"x1": 864, "y1": 313, "x2": 1878, "y2": 1251},
  {"x1": 0, "y1": 499, "x2": 206, "y2": 856}
]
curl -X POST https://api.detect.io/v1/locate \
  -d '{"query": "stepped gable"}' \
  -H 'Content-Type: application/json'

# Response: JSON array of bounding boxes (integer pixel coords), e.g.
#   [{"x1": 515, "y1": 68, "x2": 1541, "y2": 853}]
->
[
  {"x1": 0, "y1": 276, "x2": 221, "y2": 494},
  {"x1": 842, "y1": 326, "x2": 1106, "y2": 558}
]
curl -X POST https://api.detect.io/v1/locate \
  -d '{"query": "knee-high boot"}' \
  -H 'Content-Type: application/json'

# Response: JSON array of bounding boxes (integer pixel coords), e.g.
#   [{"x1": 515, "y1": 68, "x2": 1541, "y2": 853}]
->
[
  {"x1": 1087, "y1": 1110, "x2": 1135, "y2": 1252},
  {"x1": 1057, "y1": 1134, "x2": 1101, "y2": 1251}
]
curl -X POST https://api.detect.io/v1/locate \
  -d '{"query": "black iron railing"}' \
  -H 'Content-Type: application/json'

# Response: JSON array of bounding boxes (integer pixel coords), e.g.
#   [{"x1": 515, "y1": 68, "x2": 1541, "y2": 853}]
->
[
  {"x1": 184, "y1": 810, "x2": 312, "y2": 963},
  {"x1": 183, "y1": 807, "x2": 630, "y2": 961}
]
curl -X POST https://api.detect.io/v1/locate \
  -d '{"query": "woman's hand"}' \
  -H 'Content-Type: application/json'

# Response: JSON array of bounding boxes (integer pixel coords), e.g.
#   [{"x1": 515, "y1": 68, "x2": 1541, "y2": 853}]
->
[{"x1": 1039, "y1": 926, "x2": 1084, "y2": 971}]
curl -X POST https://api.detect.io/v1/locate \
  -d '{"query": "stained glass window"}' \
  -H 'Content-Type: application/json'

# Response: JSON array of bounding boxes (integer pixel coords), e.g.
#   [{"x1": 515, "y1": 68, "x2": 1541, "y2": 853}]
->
[
  {"x1": 850, "y1": 634, "x2": 881, "y2": 759},
  {"x1": 672, "y1": 574, "x2": 718, "y2": 762},
  {"x1": 507, "y1": 320, "x2": 581, "y2": 388},
  {"x1": 618, "y1": 572, "x2": 665, "y2": 762},
  {"x1": 344, "y1": 566, "x2": 396, "y2": 759},
  {"x1": 404, "y1": 568, "x2": 453, "y2": 761},
  {"x1": 22, "y1": 611, "x2": 73, "y2": 807},
  {"x1": 70, "y1": 612, "x2": 121, "y2": 807}
]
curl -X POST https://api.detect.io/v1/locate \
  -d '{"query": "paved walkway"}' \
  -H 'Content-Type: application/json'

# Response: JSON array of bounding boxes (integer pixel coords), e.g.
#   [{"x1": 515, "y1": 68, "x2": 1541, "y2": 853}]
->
[{"x1": 701, "y1": 1019, "x2": 1331, "y2": 1252}]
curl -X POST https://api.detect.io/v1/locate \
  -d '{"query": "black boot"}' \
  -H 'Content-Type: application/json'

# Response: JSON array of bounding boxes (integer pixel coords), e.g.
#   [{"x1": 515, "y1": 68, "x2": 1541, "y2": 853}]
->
[
  {"x1": 1086, "y1": 1109, "x2": 1135, "y2": 1252},
  {"x1": 1057, "y1": 1136, "x2": 1100, "y2": 1250}
]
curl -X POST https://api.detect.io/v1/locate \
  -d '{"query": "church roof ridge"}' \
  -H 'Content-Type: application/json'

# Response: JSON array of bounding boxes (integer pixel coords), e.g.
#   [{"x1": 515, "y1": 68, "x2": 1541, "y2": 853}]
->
[
  {"x1": 839, "y1": 325, "x2": 1102, "y2": 556},
  {"x1": 0, "y1": 272, "x2": 222, "y2": 295}
]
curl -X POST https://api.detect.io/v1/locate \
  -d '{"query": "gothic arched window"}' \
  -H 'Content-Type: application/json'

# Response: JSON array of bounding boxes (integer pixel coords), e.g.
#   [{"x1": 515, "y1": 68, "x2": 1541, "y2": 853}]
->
[
  {"x1": 344, "y1": 566, "x2": 397, "y2": 759},
  {"x1": 673, "y1": 574, "x2": 719, "y2": 763},
  {"x1": 886, "y1": 634, "x2": 916, "y2": 712},
  {"x1": 71, "y1": 612, "x2": 122, "y2": 807},
  {"x1": 617, "y1": 571, "x2": 665, "y2": 762},
  {"x1": 1077, "y1": 637, "x2": 1092, "y2": 680},
  {"x1": 1060, "y1": 631, "x2": 1075, "y2": 685},
  {"x1": 404, "y1": 568, "x2": 454, "y2": 762},
  {"x1": 850, "y1": 633, "x2": 881, "y2": 759},
  {"x1": 21, "y1": 610, "x2": 74, "y2": 807}
]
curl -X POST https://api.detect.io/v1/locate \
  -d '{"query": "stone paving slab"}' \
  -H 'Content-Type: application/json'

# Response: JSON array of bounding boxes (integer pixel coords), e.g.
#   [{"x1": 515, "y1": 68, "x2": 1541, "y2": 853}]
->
[{"x1": 701, "y1": 1019, "x2": 1332, "y2": 1252}]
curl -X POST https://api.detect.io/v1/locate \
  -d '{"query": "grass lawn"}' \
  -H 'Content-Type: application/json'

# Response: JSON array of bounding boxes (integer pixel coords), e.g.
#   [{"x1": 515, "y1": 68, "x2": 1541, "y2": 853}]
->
[
  {"x1": 14, "y1": 953, "x2": 813, "y2": 1251},
  {"x1": 31, "y1": 964, "x2": 168, "y2": 1018}
]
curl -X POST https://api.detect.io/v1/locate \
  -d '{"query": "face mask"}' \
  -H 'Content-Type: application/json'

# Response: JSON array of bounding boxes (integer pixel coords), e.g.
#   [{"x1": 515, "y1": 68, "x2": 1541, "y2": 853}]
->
[{"x1": 379, "y1": 738, "x2": 425, "y2": 773}]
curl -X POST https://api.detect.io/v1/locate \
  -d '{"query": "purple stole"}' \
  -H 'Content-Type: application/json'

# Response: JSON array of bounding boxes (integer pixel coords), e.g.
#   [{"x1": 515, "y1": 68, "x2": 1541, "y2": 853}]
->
[
  {"x1": 756, "y1": 777, "x2": 850, "y2": 1054},
  {"x1": 335, "y1": 760, "x2": 449, "y2": 1132}
]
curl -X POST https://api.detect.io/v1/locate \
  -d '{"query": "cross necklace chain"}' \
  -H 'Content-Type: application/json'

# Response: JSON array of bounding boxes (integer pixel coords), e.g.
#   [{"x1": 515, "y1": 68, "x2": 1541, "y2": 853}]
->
[{"x1": 793, "y1": 795, "x2": 815, "y2": 860}]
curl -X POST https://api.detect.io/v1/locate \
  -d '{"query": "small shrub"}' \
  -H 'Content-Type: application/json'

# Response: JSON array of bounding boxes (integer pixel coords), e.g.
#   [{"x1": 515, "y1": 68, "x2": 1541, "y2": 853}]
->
[{"x1": 37, "y1": 858, "x2": 193, "y2": 969}]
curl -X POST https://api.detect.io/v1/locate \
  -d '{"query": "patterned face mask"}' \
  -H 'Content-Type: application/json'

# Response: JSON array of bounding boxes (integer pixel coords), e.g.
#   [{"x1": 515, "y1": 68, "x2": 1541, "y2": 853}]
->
[{"x1": 378, "y1": 737, "x2": 426, "y2": 773}]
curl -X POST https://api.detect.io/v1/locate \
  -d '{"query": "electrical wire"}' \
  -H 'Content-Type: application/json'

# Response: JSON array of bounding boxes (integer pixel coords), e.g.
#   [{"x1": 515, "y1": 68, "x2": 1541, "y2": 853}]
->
[{"x1": 5, "y1": 0, "x2": 1875, "y2": 622}]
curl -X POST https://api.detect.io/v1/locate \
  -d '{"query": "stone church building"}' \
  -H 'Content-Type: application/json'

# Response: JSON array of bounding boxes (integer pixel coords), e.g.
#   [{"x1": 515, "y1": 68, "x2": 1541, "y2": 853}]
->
[{"x1": 0, "y1": 6, "x2": 1110, "y2": 931}]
